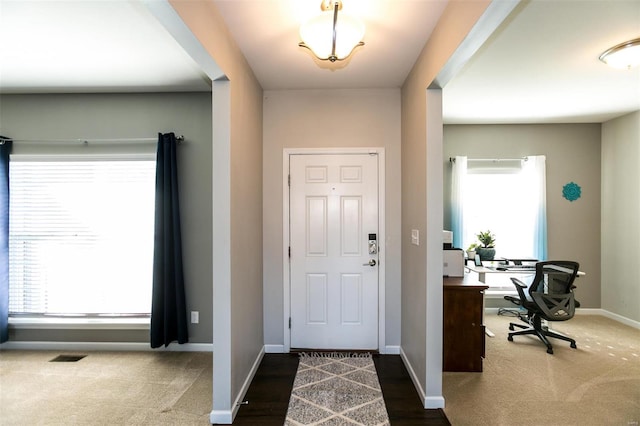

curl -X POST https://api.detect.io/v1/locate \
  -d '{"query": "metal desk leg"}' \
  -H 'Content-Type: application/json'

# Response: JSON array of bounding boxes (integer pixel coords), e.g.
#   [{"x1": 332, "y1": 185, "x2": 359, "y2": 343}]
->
[{"x1": 482, "y1": 289, "x2": 494, "y2": 337}]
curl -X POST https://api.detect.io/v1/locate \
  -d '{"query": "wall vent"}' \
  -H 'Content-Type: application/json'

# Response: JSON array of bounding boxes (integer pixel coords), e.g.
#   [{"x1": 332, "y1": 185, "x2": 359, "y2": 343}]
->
[{"x1": 49, "y1": 354, "x2": 87, "y2": 362}]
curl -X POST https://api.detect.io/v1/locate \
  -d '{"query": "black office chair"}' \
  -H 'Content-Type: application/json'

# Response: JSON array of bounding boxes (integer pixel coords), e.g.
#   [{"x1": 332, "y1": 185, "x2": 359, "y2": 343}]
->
[{"x1": 504, "y1": 260, "x2": 580, "y2": 354}]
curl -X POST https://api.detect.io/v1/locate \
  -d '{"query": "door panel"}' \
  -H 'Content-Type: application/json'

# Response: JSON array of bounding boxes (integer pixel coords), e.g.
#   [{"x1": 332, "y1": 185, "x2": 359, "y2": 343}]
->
[
  {"x1": 306, "y1": 197, "x2": 327, "y2": 255},
  {"x1": 290, "y1": 153, "x2": 379, "y2": 350},
  {"x1": 306, "y1": 274, "x2": 328, "y2": 324},
  {"x1": 340, "y1": 274, "x2": 362, "y2": 324}
]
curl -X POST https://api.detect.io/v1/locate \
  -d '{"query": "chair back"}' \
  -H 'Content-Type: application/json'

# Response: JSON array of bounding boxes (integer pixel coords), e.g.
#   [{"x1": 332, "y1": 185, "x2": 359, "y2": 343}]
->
[{"x1": 528, "y1": 261, "x2": 580, "y2": 322}]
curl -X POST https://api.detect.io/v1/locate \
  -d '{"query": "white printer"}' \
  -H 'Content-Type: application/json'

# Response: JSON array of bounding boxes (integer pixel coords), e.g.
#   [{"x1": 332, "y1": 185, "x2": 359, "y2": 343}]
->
[
  {"x1": 443, "y1": 249, "x2": 464, "y2": 277},
  {"x1": 443, "y1": 230, "x2": 464, "y2": 277}
]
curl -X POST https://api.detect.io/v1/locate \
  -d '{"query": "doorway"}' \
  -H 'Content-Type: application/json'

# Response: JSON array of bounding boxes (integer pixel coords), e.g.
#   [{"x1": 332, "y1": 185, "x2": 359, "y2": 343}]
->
[{"x1": 284, "y1": 149, "x2": 385, "y2": 351}]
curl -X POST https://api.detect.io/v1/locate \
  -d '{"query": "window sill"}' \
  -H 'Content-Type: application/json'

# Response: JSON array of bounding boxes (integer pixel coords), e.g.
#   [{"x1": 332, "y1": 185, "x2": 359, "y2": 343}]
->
[{"x1": 8, "y1": 317, "x2": 150, "y2": 330}]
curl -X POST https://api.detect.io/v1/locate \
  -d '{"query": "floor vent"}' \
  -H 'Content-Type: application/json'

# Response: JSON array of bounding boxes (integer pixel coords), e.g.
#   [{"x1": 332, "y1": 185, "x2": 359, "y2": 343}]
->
[{"x1": 49, "y1": 354, "x2": 87, "y2": 362}]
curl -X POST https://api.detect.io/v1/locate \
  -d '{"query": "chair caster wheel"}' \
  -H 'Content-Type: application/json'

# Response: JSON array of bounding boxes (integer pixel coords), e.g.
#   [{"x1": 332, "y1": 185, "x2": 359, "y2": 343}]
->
[
  {"x1": 547, "y1": 347, "x2": 553, "y2": 354},
  {"x1": 507, "y1": 335, "x2": 513, "y2": 341},
  {"x1": 570, "y1": 342, "x2": 577, "y2": 349}
]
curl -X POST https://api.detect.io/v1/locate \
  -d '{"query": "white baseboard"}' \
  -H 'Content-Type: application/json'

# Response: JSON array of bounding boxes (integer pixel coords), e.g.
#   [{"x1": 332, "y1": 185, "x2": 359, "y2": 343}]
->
[
  {"x1": 597, "y1": 309, "x2": 640, "y2": 330},
  {"x1": 210, "y1": 346, "x2": 265, "y2": 424},
  {"x1": 399, "y1": 347, "x2": 427, "y2": 406},
  {"x1": 231, "y1": 347, "x2": 265, "y2": 422},
  {"x1": 399, "y1": 347, "x2": 444, "y2": 408},
  {"x1": 264, "y1": 344, "x2": 285, "y2": 353},
  {"x1": 384, "y1": 345, "x2": 400, "y2": 355},
  {"x1": 209, "y1": 410, "x2": 232, "y2": 424},
  {"x1": 424, "y1": 396, "x2": 446, "y2": 409},
  {"x1": 487, "y1": 307, "x2": 640, "y2": 330},
  {"x1": 0, "y1": 341, "x2": 213, "y2": 352}
]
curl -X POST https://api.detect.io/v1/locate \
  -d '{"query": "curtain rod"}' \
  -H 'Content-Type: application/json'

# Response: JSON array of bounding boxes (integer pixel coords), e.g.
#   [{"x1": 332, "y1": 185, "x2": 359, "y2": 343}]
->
[
  {"x1": 449, "y1": 156, "x2": 527, "y2": 163},
  {"x1": 0, "y1": 135, "x2": 184, "y2": 145}
]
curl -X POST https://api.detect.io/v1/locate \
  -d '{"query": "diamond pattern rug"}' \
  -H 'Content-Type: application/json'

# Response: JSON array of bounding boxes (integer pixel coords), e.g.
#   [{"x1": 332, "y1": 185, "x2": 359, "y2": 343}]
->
[{"x1": 285, "y1": 353, "x2": 391, "y2": 426}]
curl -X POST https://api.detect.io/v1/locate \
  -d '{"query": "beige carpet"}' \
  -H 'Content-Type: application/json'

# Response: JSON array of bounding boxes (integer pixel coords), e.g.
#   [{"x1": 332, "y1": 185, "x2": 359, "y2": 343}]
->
[
  {"x1": 444, "y1": 313, "x2": 640, "y2": 426},
  {"x1": 1, "y1": 315, "x2": 638, "y2": 426},
  {"x1": 285, "y1": 353, "x2": 390, "y2": 426},
  {"x1": 0, "y1": 350, "x2": 212, "y2": 425}
]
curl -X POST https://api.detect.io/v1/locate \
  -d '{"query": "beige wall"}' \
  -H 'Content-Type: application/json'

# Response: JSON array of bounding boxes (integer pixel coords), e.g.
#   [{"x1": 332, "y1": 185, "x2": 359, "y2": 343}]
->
[
  {"x1": 169, "y1": 0, "x2": 264, "y2": 420},
  {"x1": 602, "y1": 111, "x2": 640, "y2": 323},
  {"x1": 401, "y1": 0, "x2": 492, "y2": 407},
  {"x1": 262, "y1": 89, "x2": 402, "y2": 348},
  {"x1": 0, "y1": 92, "x2": 213, "y2": 343},
  {"x1": 444, "y1": 124, "x2": 602, "y2": 308}
]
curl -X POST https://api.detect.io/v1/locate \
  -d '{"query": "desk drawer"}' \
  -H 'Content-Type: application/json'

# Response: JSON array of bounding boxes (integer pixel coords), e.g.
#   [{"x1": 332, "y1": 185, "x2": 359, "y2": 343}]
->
[{"x1": 443, "y1": 286, "x2": 486, "y2": 372}]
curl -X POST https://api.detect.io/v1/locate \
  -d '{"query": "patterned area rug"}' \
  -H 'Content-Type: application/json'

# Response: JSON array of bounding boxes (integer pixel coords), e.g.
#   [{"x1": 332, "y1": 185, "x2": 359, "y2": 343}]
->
[{"x1": 285, "y1": 353, "x2": 391, "y2": 426}]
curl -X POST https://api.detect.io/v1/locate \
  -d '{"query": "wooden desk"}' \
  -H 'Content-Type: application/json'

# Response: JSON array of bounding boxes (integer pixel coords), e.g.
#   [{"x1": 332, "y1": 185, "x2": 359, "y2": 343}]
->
[{"x1": 443, "y1": 275, "x2": 489, "y2": 372}]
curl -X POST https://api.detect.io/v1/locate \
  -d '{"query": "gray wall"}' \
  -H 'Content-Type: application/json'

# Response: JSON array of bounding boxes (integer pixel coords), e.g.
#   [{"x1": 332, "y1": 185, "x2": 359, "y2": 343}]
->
[
  {"x1": 443, "y1": 124, "x2": 602, "y2": 309},
  {"x1": 602, "y1": 111, "x2": 640, "y2": 322},
  {"x1": 400, "y1": 0, "x2": 492, "y2": 407},
  {"x1": 0, "y1": 92, "x2": 213, "y2": 343},
  {"x1": 167, "y1": 1, "x2": 265, "y2": 419},
  {"x1": 262, "y1": 88, "x2": 402, "y2": 350}
]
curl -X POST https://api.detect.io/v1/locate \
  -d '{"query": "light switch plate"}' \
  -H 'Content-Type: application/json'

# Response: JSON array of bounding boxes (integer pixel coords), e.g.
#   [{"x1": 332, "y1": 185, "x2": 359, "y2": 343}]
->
[
  {"x1": 411, "y1": 229, "x2": 419, "y2": 246},
  {"x1": 191, "y1": 311, "x2": 199, "y2": 324}
]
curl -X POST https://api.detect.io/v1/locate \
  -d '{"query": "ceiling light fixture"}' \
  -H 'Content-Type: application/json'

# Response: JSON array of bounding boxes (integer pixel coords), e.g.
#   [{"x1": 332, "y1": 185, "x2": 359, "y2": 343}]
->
[
  {"x1": 298, "y1": 0, "x2": 365, "y2": 63},
  {"x1": 599, "y1": 37, "x2": 640, "y2": 69}
]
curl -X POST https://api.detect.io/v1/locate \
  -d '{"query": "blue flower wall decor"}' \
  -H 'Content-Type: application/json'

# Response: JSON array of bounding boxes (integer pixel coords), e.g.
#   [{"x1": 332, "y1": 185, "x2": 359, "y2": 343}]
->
[{"x1": 562, "y1": 182, "x2": 581, "y2": 202}]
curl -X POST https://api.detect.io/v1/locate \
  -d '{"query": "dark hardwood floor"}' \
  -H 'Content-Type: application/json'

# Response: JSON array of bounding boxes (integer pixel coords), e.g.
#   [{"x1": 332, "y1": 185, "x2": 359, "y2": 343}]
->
[
  {"x1": 233, "y1": 353, "x2": 450, "y2": 425},
  {"x1": 374, "y1": 356, "x2": 450, "y2": 425},
  {"x1": 232, "y1": 354, "x2": 298, "y2": 425}
]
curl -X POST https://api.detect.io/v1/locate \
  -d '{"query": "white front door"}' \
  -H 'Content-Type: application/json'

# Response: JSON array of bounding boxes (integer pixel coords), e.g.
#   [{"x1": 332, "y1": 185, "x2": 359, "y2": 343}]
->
[{"x1": 289, "y1": 153, "x2": 379, "y2": 350}]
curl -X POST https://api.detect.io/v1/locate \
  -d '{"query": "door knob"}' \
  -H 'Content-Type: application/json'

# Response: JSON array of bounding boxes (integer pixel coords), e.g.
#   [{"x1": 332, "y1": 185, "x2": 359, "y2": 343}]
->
[{"x1": 363, "y1": 259, "x2": 377, "y2": 267}]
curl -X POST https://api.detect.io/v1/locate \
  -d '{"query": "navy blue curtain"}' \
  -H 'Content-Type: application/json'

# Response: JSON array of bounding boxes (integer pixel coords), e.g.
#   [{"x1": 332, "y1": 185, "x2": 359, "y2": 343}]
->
[
  {"x1": 150, "y1": 133, "x2": 188, "y2": 348},
  {"x1": 0, "y1": 138, "x2": 12, "y2": 344}
]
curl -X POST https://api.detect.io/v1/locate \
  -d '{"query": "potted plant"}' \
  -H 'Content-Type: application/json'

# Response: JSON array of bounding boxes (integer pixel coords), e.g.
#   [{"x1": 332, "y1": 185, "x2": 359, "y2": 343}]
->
[
  {"x1": 476, "y1": 230, "x2": 496, "y2": 261},
  {"x1": 466, "y1": 243, "x2": 479, "y2": 261}
]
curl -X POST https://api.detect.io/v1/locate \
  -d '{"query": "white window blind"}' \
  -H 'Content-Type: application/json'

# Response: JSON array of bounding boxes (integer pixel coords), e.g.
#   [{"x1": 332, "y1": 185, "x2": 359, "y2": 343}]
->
[
  {"x1": 8, "y1": 158, "x2": 156, "y2": 316},
  {"x1": 462, "y1": 162, "x2": 539, "y2": 291},
  {"x1": 463, "y1": 171, "x2": 535, "y2": 260}
]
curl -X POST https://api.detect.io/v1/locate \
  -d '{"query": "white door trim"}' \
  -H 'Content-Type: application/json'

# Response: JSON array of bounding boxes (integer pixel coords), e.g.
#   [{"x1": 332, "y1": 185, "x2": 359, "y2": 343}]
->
[{"x1": 283, "y1": 148, "x2": 386, "y2": 353}]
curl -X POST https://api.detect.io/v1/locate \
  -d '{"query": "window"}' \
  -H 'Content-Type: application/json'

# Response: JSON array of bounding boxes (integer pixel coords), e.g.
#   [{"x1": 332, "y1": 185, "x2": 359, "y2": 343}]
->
[
  {"x1": 8, "y1": 156, "x2": 156, "y2": 317},
  {"x1": 463, "y1": 163, "x2": 537, "y2": 259},
  {"x1": 451, "y1": 155, "x2": 547, "y2": 291}
]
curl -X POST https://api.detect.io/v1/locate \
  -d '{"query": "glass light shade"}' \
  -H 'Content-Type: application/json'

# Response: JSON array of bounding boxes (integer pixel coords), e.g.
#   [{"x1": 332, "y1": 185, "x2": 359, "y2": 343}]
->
[
  {"x1": 599, "y1": 38, "x2": 640, "y2": 69},
  {"x1": 299, "y1": 9, "x2": 365, "y2": 61}
]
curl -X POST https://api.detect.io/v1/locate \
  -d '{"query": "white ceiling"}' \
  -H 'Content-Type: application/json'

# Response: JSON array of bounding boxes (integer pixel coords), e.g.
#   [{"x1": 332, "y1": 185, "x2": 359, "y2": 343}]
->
[
  {"x1": 0, "y1": 0, "x2": 639, "y2": 124},
  {"x1": 0, "y1": 0, "x2": 210, "y2": 93},
  {"x1": 443, "y1": 1, "x2": 640, "y2": 124},
  {"x1": 212, "y1": 0, "x2": 448, "y2": 90}
]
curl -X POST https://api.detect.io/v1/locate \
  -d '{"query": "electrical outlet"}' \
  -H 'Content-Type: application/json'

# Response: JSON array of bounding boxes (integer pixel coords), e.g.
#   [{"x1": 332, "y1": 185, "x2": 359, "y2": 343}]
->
[{"x1": 191, "y1": 311, "x2": 199, "y2": 324}]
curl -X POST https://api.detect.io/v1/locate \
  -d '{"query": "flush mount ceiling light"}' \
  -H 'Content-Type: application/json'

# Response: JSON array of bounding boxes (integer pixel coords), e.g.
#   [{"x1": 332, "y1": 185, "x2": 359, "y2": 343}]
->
[
  {"x1": 298, "y1": 0, "x2": 365, "y2": 63},
  {"x1": 599, "y1": 37, "x2": 640, "y2": 69}
]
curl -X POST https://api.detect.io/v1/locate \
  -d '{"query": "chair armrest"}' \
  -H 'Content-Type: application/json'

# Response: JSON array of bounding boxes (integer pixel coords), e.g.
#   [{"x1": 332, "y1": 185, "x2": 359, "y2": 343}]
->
[
  {"x1": 511, "y1": 277, "x2": 527, "y2": 288},
  {"x1": 510, "y1": 277, "x2": 529, "y2": 302}
]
